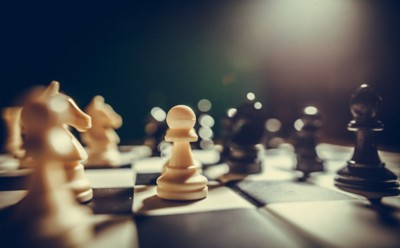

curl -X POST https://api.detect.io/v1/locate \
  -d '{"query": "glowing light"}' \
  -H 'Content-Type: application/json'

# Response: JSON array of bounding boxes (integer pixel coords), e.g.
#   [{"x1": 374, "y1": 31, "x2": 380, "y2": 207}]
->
[
  {"x1": 197, "y1": 99, "x2": 212, "y2": 112},
  {"x1": 200, "y1": 139, "x2": 214, "y2": 150},
  {"x1": 199, "y1": 114, "x2": 215, "y2": 127},
  {"x1": 294, "y1": 119, "x2": 304, "y2": 131},
  {"x1": 265, "y1": 118, "x2": 281, "y2": 132},
  {"x1": 199, "y1": 127, "x2": 213, "y2": 139},
  {"x1": 247, "y1": 92, "x2": 255, "y2": 101},
  {"x1": 254, "y1": 102, "x2": 262, "y2": 109},
  {"x1": 151, "y1": 107, "x2": 166, "y2": 122},
  {"x1": 304, "y1": 106, "x2": 318, "y2": 115},
  {"x1": 227, "y1": 108, "x2": 237, "y2": 118}
]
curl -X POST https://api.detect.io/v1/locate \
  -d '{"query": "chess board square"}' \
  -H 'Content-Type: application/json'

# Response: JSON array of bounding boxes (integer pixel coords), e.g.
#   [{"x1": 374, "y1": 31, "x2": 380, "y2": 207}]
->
[
  {"x1": 264, "y1": 199, "x2": 400, "y2": 247},
  {"x1": 88, "y1": 188, "x2": 134, "y2": 215},
  {"x1": 133, "y1": 184, "x2": 254, "y2": 216},
  {"x1": 235, "y1": 180, "x2": 354, "y2": 206},
  {"x1": 135, "y1": 208, "x2": 303, "y2": 248}
]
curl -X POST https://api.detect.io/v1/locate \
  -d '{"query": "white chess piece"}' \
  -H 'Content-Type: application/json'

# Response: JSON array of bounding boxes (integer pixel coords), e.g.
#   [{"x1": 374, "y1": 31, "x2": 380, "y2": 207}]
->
[
  {"x1": 81, "y1": 95, "x2": 123, "y2": 167},
  {"x1": 156, "y1": 105, "x2": 208, "y2": 200},
  {"x1": 1, "y1": 107, "x2": 24, "y2": 158},
  {"x1": 20, "y1": 81, "x2": 93, "y2": 202},
  {"x1": 9, "y1": 92, "x2": 93, "y2": 247}
]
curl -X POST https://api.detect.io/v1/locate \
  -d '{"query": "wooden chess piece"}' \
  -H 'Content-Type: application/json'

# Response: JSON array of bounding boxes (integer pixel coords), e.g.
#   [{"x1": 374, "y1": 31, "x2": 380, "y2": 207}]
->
[
  {"x1": 20, "y1": 81, "x2": 94, "y2": 203},
  {"x1": 4, "y1": 92, "x2": 93, "y2": 247},
  {"x1": 156, "y1": 105, "x2": 208, "y2": 200},
  {"x1": 294, "y1": 106, "x2": 324, "y2": 180},
  {"x1": 335, "y1": 84, "x2": 400, "y2": 203},
  {"x1": 1, "y1": 106, "x2": 24, "y2": 158},
  {"x1": 82, "y1": 95, "x2": 123, "y2": 167}
]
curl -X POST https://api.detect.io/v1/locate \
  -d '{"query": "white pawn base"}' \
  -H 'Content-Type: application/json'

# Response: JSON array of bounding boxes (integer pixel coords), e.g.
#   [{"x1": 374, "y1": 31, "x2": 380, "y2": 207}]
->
[{"x1": 156, "y1": 165, "x2": 208, "y2": 201}]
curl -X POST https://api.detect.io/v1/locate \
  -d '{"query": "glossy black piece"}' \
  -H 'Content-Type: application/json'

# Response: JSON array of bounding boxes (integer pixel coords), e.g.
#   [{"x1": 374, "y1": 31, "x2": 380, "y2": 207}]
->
[
  {"x1": 335, "y1": 84, "x2": 400, "y2": 201},
  {"x1": 226, "y1": 97, "x2": 265, "y2": 174}
]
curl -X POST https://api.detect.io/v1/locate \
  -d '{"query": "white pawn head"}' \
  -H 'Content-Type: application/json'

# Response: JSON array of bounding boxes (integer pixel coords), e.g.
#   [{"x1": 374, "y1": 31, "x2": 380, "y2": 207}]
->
[{"x1": 166, "y1": 105, "x2": 196, "y2": 130}]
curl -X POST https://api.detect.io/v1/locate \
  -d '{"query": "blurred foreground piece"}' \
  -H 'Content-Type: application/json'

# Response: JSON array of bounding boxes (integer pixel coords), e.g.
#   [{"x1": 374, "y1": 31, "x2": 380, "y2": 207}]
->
[
  {"x1": 156, "y1": 105, "x2": 208, "y2": 200},
  {"x1": 335, "y1": 84, "x2": 400, "y2": 203},
  {"x1": 2, "y1": 85, "x2": 93, "y2": 247},
  {"x1": 21, "y1": 81, "x2": 93, "y2": 202}
]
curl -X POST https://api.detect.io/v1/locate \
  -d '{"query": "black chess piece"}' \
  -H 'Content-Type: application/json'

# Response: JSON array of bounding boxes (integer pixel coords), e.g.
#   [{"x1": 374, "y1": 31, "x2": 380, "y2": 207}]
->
[
  {"x1": 219, "y1": 108, "x2": 236, "y2": 162},
  {"x1": 143, "y1": 107, "x2": 168, "y2": 156},
  {"x1": 227, "y1": 93, "x2": 265, "y2": 174},
  {"x1": 335, "y1": 84, "x2": 400, "y2": 204},
  {"x1": 294, "y1": 106, "x2": 324, "y2": 180}
]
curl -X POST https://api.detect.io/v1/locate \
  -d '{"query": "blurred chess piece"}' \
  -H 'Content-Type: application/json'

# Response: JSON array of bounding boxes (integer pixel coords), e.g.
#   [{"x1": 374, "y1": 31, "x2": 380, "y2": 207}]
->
[
  {"x1": 3, "y1": 86, "x2": 94, "y2": 247},
  {"x1": 156, "y1": 105, "x2": 208, "y2": 200},
  {"x1": 1, "y1": 86, "x2": 45, "y2": 166},
  {"x1": 20, "y1": 81, "x2": 93, "y2": 202},
  {"x1": 218, "y1": 107, "x2": 237, "y2": 162},
  {"x1": 82, "y1": 96, "x2": 123, "y2": 167},
  {"x1": 294, "y1": 106, "x2": 324, "y2": 180},
  {"x1": 227, "y1": 92, "x2": 265, "y2": 174},
  {"x1": 144, "y1": 107, "x2": 169, "y2": 157},
  {"x1": 2, "y1": 107, "x2": 24, "y2": 158},
  {"x1": 335, "y1": 84, "x2": 400, "y2": 204},
  {"x1": 193, "y1": 99, "x2": 215, "y2": 150}
]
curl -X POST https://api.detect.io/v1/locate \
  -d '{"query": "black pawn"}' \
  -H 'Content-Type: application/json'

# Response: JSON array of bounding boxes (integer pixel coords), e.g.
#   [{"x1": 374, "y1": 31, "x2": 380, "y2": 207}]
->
[
  {"x1": 335, "y1": 84, "x2": 399, "y2": 203},
  {"x1": 294, "y1": 106, "x2": 324, "y2": 180},
  {"x1": 227, "y1": 94, "x2": 265, "y2": 174},
  {"x1": 219, "y1": 108, "x2": 236, "y2": 162}
]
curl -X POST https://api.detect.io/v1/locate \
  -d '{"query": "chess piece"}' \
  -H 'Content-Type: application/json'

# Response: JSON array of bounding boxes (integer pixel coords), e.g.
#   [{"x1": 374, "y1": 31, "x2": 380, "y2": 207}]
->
[
  {"x1": 294, "y1": 106, "x2": 324, "y2": 180},
  {"x1": 20, "y1": 81, "x2": 93, "y2": 202},
  {"x1": 227, "y1": 93, "x2": 265, "y2": 174},
  {"x1": 2, "y1": 86, "x2": 45, "y2": 162},
  {"x1": 218, "y1": 108, "x2": 237, "y2": 162},
  {"x1": 82, "y1": 95, "x2": 123, "y2": 167},
  {"x1": 3, "y1": 91, "x2": 93, "y2": 247},
  {"x1": 1, "y1": 107, "x2": 24, "y2": 158},
  {"x1": 143, "y1": 107, "x2": 168, "y2": 156},
  {"x1": 335, "y1": 84, "x2": 400, "y2": 203},
  {"x1": 156, "y1": 105, "x2": 208, "y2": 200}
]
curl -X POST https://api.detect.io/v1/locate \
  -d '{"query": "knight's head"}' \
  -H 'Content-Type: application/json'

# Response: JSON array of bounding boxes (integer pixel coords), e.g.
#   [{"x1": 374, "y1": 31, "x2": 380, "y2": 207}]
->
[
  {"x1": 86, "y1": 95, "x2": 122, "y2": 128},
  {"x1": 38, "y1": 81, "x2": 91, "y2": 132}
]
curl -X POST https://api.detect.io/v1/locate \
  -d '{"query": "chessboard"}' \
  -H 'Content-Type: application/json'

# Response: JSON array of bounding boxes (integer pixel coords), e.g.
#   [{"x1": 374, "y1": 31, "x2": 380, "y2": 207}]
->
[{"x1": 1, "y1": 143, "x2": 399, "y2": 248}]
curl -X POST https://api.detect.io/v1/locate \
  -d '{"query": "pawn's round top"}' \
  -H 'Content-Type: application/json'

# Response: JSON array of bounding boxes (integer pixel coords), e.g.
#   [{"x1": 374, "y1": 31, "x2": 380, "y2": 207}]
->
[
  {"x1": 350, "y1": 84, "x2": 382, "y2": 119},
  {"x1": 167, "y1": 105, "x2": 196, "y2": 130}
]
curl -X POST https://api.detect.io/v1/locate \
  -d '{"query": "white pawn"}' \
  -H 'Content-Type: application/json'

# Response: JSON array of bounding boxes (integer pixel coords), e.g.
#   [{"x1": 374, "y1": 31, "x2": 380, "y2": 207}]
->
[
  {"x1": 81, "y1": 96, "x2": 123, "y2": 167},
  {"x1": 156, "y1": 105, "x2": 208, "y2": 200}
]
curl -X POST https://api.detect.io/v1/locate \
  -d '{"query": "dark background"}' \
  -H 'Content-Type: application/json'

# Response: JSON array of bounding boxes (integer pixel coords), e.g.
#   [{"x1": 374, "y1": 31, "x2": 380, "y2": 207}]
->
[{"x1": 0, "y1": 0, "x2": 399, "y2": 150}]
